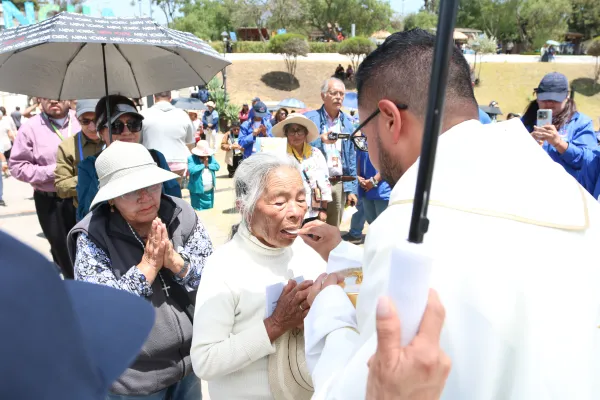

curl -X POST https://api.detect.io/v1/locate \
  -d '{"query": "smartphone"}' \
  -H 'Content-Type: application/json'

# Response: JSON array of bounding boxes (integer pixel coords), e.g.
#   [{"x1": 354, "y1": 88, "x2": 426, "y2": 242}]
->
[
  {"x1": 537, "y1": 109, "x2": 552, "y2": 127},
  {"x1": 327, "y1": 132, "x2": 338, "y2": 141}
]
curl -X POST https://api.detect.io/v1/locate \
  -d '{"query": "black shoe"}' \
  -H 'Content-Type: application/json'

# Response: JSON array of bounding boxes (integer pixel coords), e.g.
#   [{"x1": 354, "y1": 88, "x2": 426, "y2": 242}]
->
[
  {"x1": 0, "y1": 200, "x2": 6, "y2": 206},
  {"x1": 341, "y1": 233, "x2": 362, "y2": 244}
]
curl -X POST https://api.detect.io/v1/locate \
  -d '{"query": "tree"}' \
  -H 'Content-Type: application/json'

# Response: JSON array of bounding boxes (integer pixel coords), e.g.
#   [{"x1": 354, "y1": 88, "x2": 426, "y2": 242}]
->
[
  {"x1": 338, "y1": 37, "x2": 375, "y2": 73},
  {"x1": 403, "y1": 11, "x2": 437, "y2": 31},
  {"x1": 232, "y1": 0, "x2": 270, "y2": 41},
  {"x1": 268, "y1": 0, "x2": 304, "y2": 30},
  {"x1": 569, "y1": 0, "x2": 600, "y2": 40},
  {"x1": 269, "y1": 33, "x2": 309, "y2": 82},
  {"x1": 588, "y1": 40, "x2": 600, "y2": 86},
  {"x1": 152, "y1": 0, "x2": 185, "y2": 26},
  {"x1": 516, "y1": 0, "x2": 571, "y2": 49},
  {"x1": 469, "y1": 33, "x2": 497, "y2": 84},
  {"x1": 173, "y1": 0, "x2": 235, "y2": 41}
]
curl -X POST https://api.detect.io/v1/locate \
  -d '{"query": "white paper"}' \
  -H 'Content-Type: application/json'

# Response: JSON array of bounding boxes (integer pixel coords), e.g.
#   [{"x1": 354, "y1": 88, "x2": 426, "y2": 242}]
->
[
  {"x1": 265, "y1": 276, "x2": 305, "y2": 318},
  {"x1": 256, "y1": 137, "x2": 287, "y2": 155},
  {"x1": 388, "y1": 241, "x2": 433, "y2": 346}
]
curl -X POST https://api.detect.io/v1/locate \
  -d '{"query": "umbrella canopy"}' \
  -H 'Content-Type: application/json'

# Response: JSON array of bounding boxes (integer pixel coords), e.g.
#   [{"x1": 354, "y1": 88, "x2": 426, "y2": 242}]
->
[
  {"x1": 342, "y1": 92, "x2": 358, "y2": 110},
  {"x1": 0, "y1": 12, "x2": 229, "y2": 99},
  {"x1": 172, "y1": 97, "x2": 207, "y2": 111},
  {"x1": 453, "y1": 30, "x2": 468, "y2": 41},
  {"x1": 546, "y1": 40, "x2": 561, "y2": 46},
  {"x1": 277, "y1": 98, "x2": 306, "y2": 109}
]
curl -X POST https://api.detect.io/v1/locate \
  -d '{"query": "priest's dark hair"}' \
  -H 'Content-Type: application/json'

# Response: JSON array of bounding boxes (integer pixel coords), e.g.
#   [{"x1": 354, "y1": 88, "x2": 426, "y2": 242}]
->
[{"x1": 356, "y1": 28, "x2": 478, "y2": 121}]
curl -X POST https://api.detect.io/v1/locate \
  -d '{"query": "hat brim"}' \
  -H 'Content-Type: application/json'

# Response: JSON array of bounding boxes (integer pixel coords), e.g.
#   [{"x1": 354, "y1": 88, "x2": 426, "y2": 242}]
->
[
  {"x1": 254, "y1": 111, "x2": 270, "y2": 119},
  {"x1": 90, "y1": 165, "x2": 179, "y2": 210},
  {"x1": 536, "y1": 91, "x2": 568, "y2": 102},
  {"x1": 192, "y1": 148, "x2": 215, "y2": 157},
  {"x1": 64, "y1": 280, "x2": 155, "y2": 387},
  {"x1": 76, "y1": 107, "x2": 96, "y2": 118},
  {"x1": 272, "y1": 117, "x2": 319, "y2": 143}
]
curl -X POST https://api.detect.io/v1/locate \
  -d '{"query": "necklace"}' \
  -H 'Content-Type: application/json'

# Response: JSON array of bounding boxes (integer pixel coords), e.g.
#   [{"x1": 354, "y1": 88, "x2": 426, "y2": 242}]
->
[{"x1": 126, "y1": 221, "x2": 171, "y2": 297}]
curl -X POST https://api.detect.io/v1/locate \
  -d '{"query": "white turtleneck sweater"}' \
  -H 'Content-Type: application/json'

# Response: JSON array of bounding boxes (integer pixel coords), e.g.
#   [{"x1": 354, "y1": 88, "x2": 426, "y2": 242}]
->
[{"x1": 191, "y1": 223, "x2": 326, "y2": 400}]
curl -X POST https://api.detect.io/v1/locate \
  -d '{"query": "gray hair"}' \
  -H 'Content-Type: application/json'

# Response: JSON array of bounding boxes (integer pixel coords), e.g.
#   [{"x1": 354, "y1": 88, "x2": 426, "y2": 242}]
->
[
  {"x1": 233, "y1": 152, "x2": 300, "y2": 228},
  {"x1": 320, "y1": 77, "x2": 345, "y2": 94}
]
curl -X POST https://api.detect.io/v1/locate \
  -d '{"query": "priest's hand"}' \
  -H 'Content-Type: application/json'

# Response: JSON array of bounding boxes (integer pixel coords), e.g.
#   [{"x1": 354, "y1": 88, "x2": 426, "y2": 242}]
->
[
  {"x1": 366, "y1": 291, "x2": 451, "y2": 400},
  {"x1": 298, "y1": 220, "x2": 342, "y2": 262},
  {"x1": 307, "y1": 272, "x2": 344, "y2": 307}
]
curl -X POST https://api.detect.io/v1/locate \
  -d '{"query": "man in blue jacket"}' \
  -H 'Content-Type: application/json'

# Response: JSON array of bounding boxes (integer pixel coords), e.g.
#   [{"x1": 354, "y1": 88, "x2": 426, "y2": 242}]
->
[
  {"x1": 239, "y1": 101, "x2": 273, "y2": 159},
  {"x1": 304, "y1": 77, "x2": 358, "y2": 226}
]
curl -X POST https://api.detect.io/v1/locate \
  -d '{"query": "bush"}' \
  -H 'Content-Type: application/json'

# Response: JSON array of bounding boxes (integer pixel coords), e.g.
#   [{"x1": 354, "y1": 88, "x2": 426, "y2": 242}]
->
[
  {"x1": 309, "y1": 42, "x2": 340, "y2": 53},
  {"x1": 338, "y1": 37, "x2": 376, "y2": 72},
  {"x1": 269, "y1": 33, "x2": 309, "y2": 81},
  {"x1": 588, "y1": 40, "x2": 600, "y2": 85},
  {"x1": 210, "y1": 41, "x2": 224, "y2": 53},
  {"x1": 234, "y1": 41, "x2": 270, "y2": 53}
]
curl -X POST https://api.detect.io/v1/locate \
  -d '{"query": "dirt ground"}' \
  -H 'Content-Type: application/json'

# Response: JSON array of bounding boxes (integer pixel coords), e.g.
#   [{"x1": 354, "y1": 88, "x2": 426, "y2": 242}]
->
[{"x1": 225, "y1": 60, "x2": 600, "y2": 130}]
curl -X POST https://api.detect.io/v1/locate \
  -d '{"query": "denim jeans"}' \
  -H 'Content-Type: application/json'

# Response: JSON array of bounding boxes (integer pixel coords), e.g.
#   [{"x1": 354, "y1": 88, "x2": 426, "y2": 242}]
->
[
  {"x1": 349, "y1": 199, "x2": 365, "y2": 237},
  {"x1": 349, "y1": 198, "x2": 388, "y2": 237},
  {"x1": 107, "y1": 374, "x2": 202, "y2": 400},
  {"x1": 363, "y1": 199, "x2": 389, "y2": 225}
]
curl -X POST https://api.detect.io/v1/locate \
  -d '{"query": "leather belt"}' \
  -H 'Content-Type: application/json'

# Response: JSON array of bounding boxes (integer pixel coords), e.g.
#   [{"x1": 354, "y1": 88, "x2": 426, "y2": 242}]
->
[
  {"x1": 34, "y1": 190, "x2": 58, "y2": 198},
  {"x1": 329, "y1": 175, "x2": 356, "y2": 184}
]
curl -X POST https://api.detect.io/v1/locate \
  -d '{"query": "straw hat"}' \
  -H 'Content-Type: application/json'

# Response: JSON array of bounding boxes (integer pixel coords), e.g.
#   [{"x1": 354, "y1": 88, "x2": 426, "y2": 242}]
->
[
  {"x1": 205, "y1": 101, "x2": 216, "y2": 108},
  {"x1": 272, "y1": 114, "x2": 319, "y2": 143},
  {"x1": 191, "y1": 140, "x2": 215, "y2": 157},
  {"x1": 268, "y1": 328, "x2": 314, "y2": 400},
  {"x1": 90, "y1": 141, "x2": 179, "y2": 210}
]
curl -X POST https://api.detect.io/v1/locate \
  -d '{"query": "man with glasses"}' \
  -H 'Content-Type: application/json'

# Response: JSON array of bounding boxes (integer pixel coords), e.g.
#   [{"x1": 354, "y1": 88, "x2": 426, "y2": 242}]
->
[
  {"x1": 305, "y1": 77, "x2": 358, "y2": 227},
  {"x1": 55, "y1": 100, "x2": 104, "y2": 260},
  {"x1": 9, "y1": 98, "x2": 81, "y2": 277},
  {"x1": 301, "y1": 28, "x2": 600, "y2": 399}
]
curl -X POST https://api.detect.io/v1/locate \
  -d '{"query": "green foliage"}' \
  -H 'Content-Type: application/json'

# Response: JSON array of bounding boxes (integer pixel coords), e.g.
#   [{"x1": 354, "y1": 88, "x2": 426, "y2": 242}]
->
[
  {"x1": 309, "y1": 42, "x2": 340, "y2": 53},
  {"x1": 338, "y1": 37, "x2": 376, "y2": 72},
  {"x1": 569, "y1": 0, "x2": 600, "y2": 41},
  {"x1": 270, "y1": 34, "x2": 309, "y2": 79},
  {"x1": 234, "y1": 41, "x2": 270, "y2": 52},
  {"x1": 223, "y1": 102, "x2": 241, "y2": 125},
  {"x1": 152, "y1": 0, "x2": 185, "y2": 26},
  {"x1": 207, "y1": 77, "x2": 228, "y2": 114},
  {"x1": 173, "y1": 0, "x2": 235, "y2": 41},
  {"x1": 588, "y1": 40, "x2": 600, "y2": 84},
  {"x1": 269, "y1": 33, "x2": 308, "y2": 53},
  {"x1": 403, "y1": 11, "x2": 438, "y2": 31},
  {"x1": 469, "y1": 33, "x2": 497, "y2": 55}
]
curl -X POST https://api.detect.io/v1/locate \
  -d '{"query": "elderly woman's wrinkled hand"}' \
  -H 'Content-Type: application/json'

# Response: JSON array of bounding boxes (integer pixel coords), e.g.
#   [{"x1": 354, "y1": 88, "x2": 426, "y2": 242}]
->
[
  {"x1": 299, "y1": 220, "x2": 342, "y2": 262},
  {"x1": 366, "y1": 291, "x2": 451, "y2": 400},
  {"x1": 265, "y1": 279, "x2": 314, "y2": 342},
  {"x1": 140, "y1": 218, "x2": 166, "y2": 272}
]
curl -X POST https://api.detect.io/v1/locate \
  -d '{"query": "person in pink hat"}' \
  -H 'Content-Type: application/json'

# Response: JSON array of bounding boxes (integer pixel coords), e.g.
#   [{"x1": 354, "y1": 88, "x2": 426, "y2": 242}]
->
[{"x1": 188, "y1": 140, "x2": 220, "y2": 210}]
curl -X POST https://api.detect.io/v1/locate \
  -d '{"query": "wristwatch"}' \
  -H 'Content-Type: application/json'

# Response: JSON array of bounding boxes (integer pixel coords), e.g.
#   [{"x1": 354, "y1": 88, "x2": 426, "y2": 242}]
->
[
  {"x1": 177, "y1": 252, "x2": 190, "y2": 278},
  {"x1": 369, "y1": 177, "x2": 379, "y2": 188}
]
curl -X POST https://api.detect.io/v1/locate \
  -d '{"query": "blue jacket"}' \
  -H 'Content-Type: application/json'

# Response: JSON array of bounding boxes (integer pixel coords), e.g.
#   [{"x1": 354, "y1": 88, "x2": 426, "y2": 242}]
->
[
  {"x1": 76, "y1": 149, "x2": 182, "y2": 221},
  {"x1": 187, "y1": 155, "x2": 220, "y2": 194},
  {"x1": 202, "y1": 110, "x2": 220, "y2": 133},
  {"x1": 564, "y1": 146, "x2": 600, "y2": 201},
  {"x1": 304, "y1": 106, "x2": 358, "y2": 195},
  {"x1": 356, "y1": 151, "x2": 391, "y2": 201},
  {"x1": 523, "y1": 112, "x2": 596, "y2": 178},
  {"x1": 238, "y1": 118, "x2": 273, "y2": 159},
  {"x1": 478, "y1": 108, "x2": 492, "y2": 124}
]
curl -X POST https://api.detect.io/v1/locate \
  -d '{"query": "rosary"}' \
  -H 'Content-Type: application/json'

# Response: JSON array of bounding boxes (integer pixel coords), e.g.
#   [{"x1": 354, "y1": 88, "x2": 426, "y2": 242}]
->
[{"x1": 126, "y1": 221, "x2": 171, "y2": 297}]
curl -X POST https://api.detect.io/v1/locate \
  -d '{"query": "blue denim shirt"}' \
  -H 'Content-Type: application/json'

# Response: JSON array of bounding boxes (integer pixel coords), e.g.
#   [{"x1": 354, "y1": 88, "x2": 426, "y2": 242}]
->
[
  {"x1": 356, "y1": 151, "x2": 391, "y2": 201},
  {"x1": 304, "y1": 106, "x2": 358, "y2": 195},
  {"x1": 202, "y1": 110, "x2": 220, "y2": 133},
  {"x1": 238, "y1": 118, "x2": 273, "y2": 159}
]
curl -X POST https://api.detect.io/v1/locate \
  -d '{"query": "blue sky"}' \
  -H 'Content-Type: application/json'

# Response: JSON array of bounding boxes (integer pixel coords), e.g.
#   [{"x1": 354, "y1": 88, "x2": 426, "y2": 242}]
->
[{"x1": 83, "y1": 0, "x2": 424, "y2": 23}]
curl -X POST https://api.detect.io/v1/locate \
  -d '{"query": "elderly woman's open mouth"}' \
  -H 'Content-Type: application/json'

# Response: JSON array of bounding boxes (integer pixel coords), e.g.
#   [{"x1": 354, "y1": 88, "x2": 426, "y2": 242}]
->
[{"x1": 281, "y1": 227, "x2": 300, "y2": 238}]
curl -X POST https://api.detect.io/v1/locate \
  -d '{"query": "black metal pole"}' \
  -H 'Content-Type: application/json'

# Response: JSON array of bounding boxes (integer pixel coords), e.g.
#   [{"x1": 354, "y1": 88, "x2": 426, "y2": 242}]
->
[
  {"x1": 101, "y1": 43, "x2": 112, "y2": 143},
  {"x1": 408, "y1": 0, "x2": 460, "y2": 244}
]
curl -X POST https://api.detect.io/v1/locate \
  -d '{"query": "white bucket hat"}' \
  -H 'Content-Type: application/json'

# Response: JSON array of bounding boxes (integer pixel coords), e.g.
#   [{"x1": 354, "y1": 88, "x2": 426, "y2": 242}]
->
[
  {"x1": 90, "y1": 141, "x2": 179, "y2": 210},
  {"x1": 272, "y1": 114, "x2": 319, "y2": 143},
  {"x1": 191, "y1": 140, "x2": 215, "y2": 157}
]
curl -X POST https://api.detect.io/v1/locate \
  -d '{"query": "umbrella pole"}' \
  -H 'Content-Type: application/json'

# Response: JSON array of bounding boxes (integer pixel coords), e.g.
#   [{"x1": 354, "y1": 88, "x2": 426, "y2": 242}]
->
[
  {"x1": 408, "y1": 0, "x2": 460, "y2": 244},
  {"x1": 102, "y1": 43, "x2": 112, "y2": 143}
]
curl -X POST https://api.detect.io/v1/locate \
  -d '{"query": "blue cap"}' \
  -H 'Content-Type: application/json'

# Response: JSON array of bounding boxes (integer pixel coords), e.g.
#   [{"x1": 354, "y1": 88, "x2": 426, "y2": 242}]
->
[
  {"x1": 535, "y1": 72, "x2": 569, "y2": 102},
  {"x1": 252, "y1": 97, "x2": 261, "y2": 102},
  {"x1": 253, "y1": 101, "x2": 269, "y2": 118},
  {"x1": 0, "y1": 230, "x2": 155, "y2": 399},
  {"x1": 76, "y1": 99, "x2": 99, "y2": 118}
]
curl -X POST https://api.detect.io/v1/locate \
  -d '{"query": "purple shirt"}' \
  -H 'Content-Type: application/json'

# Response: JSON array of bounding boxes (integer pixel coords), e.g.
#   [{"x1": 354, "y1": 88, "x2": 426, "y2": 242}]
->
[{"x1": 9, "y1": 110, "x2": 81, "y2": 192}]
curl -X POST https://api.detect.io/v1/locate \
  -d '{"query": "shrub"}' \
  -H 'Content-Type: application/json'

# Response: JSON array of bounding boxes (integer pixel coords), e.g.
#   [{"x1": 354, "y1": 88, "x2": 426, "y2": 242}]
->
[
  {"x1": 587, "y1": 40, "x2": 600, "y2": 85},
  {"x1": 338, "y1": 37, "x2": 376, "y2": 72},
  {"x1": 269, "y1": 33, "x2": 309, "y2": 81},
  {"x1": 309, "y1": 42, "x2": 340, "y2": 53}
]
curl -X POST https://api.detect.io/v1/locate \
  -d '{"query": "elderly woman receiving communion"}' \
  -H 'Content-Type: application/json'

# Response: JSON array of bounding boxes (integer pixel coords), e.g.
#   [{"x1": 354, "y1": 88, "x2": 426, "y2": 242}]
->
[{"x1": 191, "y1": 152, "x2": 327, "y2": 400}]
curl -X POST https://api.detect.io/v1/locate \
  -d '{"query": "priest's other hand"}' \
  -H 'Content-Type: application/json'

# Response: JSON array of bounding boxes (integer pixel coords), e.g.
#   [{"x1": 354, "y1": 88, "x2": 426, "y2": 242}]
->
[
  {"x1": 298, "y1": 220, "x2": 342, "y2": 262},
  {"x1": 366, "y1": 291, "x2": 451, "y2": 400},
  {"x1": 307, "y1": 272, "x2": 344, "y2": 307}
]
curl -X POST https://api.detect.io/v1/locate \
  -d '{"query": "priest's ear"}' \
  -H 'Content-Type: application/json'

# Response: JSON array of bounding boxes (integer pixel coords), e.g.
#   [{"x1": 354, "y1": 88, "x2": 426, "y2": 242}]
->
[{"x1": 377, "y1": 99, "x2": 407, "y2": 145}]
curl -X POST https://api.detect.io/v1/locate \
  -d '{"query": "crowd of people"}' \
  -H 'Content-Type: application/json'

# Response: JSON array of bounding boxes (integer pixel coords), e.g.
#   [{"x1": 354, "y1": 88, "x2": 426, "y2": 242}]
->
[{"x1": 4, "y1": 26, "x2": 600, "y2": 400}]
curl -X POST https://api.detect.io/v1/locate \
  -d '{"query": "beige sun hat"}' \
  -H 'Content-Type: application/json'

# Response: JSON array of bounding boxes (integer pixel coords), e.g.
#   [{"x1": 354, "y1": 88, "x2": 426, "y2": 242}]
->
[
  {"x1": 90, "y1": 141, "x2": 179, "y2": 210},
  {"x1": 205, "y1": 101, "x2": 216, "y2": 108},
  {"x1": 272, "y1": 114, "x2": 319, "y2": 143},
  {"x1": 191, "y1": 140, "x2": 215, "y2": 157},
  {"x1": 268, "y1": 328, "x2": 314, "y2": 400}
]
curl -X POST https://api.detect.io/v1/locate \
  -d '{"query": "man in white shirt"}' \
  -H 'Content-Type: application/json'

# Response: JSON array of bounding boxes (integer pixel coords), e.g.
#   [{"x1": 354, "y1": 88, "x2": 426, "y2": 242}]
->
[
  {"x1": 141, "y1": 91, "x2": 195, "y2": 185},
  {"x1": 299, "y1": 29, "x2": 600, "y2": 399}
]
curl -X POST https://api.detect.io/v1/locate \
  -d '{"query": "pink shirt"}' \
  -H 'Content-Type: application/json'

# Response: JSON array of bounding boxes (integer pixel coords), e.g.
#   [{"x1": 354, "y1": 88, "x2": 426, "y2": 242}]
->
[{"x1": 9, "y1": 110, "x2": 80, "y2": 192}]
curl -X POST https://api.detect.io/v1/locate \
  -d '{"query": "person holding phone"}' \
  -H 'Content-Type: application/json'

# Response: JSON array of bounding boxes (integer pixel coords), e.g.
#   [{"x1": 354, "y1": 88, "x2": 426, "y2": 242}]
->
[
  {"x1": 239, "y1": 101, "x2": 273, "y2": 159},
  {"x1": 521, "y1": 72, "x2": 596, "y2": 177}
]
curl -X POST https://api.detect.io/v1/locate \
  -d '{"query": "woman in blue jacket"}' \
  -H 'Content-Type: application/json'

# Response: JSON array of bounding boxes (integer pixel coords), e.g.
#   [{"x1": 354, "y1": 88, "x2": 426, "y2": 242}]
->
[
  {"x1": 238, "y1": 101, "x2": 273, "y2": 158},
  {"x1": 188, "y1": 140, "x2": 220, "y2": 210},
  {"x1": 76, "y1": 96, "x2": 181, "y2": 221},
  {"x1": 521, "y1": 72, "x2": 596, "y2": 178}
]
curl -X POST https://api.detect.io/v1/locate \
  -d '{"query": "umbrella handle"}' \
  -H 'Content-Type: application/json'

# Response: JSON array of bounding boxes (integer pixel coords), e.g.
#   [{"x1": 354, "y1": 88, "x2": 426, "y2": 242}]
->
[
  {"x1": 102, "y1": 43, "x2": 112, "y2": 143},
  {"x1": 408, "y1": 0, "x2": 460, "y2": 244}
]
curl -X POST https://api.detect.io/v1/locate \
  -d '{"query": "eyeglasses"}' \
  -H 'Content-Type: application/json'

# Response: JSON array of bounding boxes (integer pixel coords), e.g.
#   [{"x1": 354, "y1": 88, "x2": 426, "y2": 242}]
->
[
  {"x1": 285, "y1": 127, "x2": 308, "y2": 137},
  {"x1": 349, "y1": 103, "x2": 409, "y2": 152},
  {"x1": 111, "y1": 119, "x2": 143, "y2": 135},
  {"x1": 78, "y1": 118, "x2": 95, "y2": 127},
  {"x1": 120, "y1": 183, "x2": 162, "y2": 201}
]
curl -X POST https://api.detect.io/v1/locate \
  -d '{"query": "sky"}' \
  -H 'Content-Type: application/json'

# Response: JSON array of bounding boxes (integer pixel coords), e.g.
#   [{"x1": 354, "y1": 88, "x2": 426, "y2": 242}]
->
[{"x1": 82, "y1": 0, "x2": 424, "y2": 24}]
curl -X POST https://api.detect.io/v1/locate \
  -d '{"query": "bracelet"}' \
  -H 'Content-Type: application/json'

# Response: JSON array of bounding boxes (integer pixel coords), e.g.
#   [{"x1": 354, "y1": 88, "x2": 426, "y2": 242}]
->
[{"x1": 176, "y1": 253, "x2": 190, "y2": 278}]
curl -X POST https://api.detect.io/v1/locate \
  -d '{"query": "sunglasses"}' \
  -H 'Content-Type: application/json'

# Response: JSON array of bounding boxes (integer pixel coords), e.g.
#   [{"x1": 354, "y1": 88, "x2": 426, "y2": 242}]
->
[
  {"x1": 349, "y1": 103, "x2": 408, "y2": 152},
  {"x1": 78, "y1": 118, "x2": 95, "y2": 127},
  {"x1": 110, "y1": 119, "x2": 143, "y2": 135},
  {"x1": 285, "y1": 127, "x2": 308, "y2": 137}
]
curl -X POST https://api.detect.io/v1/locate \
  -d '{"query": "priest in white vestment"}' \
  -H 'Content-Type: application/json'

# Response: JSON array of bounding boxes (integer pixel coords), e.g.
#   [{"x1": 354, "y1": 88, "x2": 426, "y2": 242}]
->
[{"x1": 301, "y1": 29, "x2": 600, "y2": 400}]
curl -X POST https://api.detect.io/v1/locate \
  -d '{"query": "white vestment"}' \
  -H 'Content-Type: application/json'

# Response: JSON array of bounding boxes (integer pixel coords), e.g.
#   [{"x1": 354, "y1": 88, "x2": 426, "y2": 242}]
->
[{"x1": 305, "y1": 119, "x2": 600, "y2": 399}]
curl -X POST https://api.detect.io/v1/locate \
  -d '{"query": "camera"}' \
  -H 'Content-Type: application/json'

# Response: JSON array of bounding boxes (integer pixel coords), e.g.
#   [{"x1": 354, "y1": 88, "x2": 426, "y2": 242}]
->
[{"x1": 327, "y1": 132, "x2": 350, "y2": 141}]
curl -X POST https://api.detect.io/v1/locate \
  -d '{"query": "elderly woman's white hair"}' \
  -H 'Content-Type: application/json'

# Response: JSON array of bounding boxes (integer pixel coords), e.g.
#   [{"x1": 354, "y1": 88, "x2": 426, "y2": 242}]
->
[{"x1": 234, "y1": 152, "x2": 300, "y2": 227}]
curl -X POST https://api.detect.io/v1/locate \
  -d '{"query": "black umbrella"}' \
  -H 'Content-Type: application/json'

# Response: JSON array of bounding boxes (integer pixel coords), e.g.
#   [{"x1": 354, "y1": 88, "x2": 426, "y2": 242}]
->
[
  {"x1": 0, "y1": 12, "x2": 229, "y2": 141},
  {"x1": 408, "y1": 0, "x2": 460, "y2": 244},
  {"x1": 172, "y1": 97, "x2": 207, "y2": 112}
]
